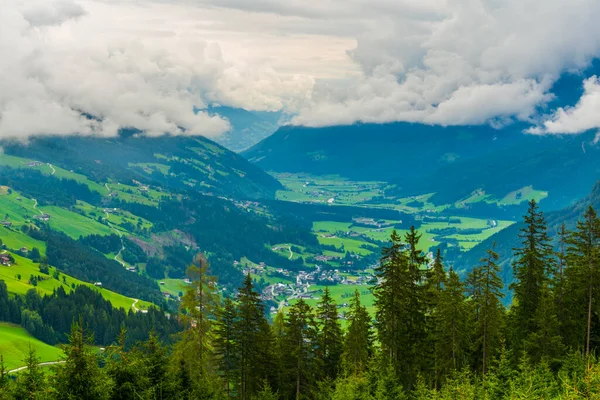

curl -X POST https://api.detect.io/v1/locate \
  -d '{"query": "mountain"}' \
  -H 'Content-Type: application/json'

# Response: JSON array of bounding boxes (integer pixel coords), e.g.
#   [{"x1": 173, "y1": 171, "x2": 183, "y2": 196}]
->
[
  {"x1": 244, "y1": 123, "x2": 600, "y2": 208},
  {"x1": 2, "y1": 133, "x2": 282, "y2": 200},
  {"x1": 208, "y1": 106, "x2": 281, "y2": 152}
]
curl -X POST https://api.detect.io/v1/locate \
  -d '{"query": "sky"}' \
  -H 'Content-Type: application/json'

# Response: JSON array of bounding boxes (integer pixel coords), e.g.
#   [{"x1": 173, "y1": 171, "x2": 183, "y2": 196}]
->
[{"x1": 2, "y1": 0, "x2": 600, "y2": 139}]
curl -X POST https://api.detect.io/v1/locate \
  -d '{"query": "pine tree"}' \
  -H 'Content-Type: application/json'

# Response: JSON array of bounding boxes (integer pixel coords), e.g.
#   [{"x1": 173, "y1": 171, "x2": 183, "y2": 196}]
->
[
  {"x1": 178, "y1": 254, "x2": 220, "y2": 378},
  {"x1": 342, "y1": 290, "x2": 372, "y2": 376},
  {"x1": 373, "y1": 230, "x2": 426, "y2": 389},
  {"x1": 214, "y1": 296, "x2": 238, "y2": 398},
  {"x1": 471, "y1": 244, "x2": 505, "y2": 380},
  {"x1": 106, "y1": 328, "x2": 149, "y2": 400},
  {"x1": 13, "y1": 345, "x2": 46, "y2": 400},
  {"x1": 235, "y1": 275, "x2": 273, "y2": 400},
  {"x1": 435, "y1": 266, "x2": 470, "y2": 384},
  {"x1": 316, "y1": 287, "x2": 343, "y2": 381},
  {"x1": 509, "y1": 200, "x2": 554, "y2": 355},
  {"x1": 555, "y1": 223, "x2": 569, "y2": 333},
  {"x1": 139, "y1": 330, "x2": 170, "y2": 398},
  {"x1": 522, "y1": 282, "x2": 564, "y2": 365},
  {"x1": 52, "y1": 321, "x2": 113, "y2": 399},
  {"x1": 564, "y1": 206, "x2": 600, "y2": 358},
  {"x1": 425, "y1": 248, "x2": 447, "y2": 387},
  {"x1": 281, "y1": 299, "x2": 320, "y2": 400}
]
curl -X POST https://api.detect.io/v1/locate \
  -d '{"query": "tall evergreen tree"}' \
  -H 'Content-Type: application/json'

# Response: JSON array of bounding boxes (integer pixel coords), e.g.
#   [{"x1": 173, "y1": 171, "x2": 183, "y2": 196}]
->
[
  {"x1": 564, "y1": 206, "x2": 600, "y2": 358},
  {"x1": 434, "y1": 266, "x2": 470, "y2": 384},
  {"x1": 139, "y1": 331, "x2": 170, "y2": 399},
  {"x1": 342, "y1": 290, "x2": 373, "y2": 376},
  {"x1": 178, "y1": 254, "x2": 220, "y2": 378},
  {"x1": 425, "y1": 249, "x2": 447, "y2": 388},
  {"x1": 281, "y1": 299, "x2": 320, "y2": 400},
  {"x1": 373, "y1": 229, "x2": 426, "y2": 389},
  {"x1": 522, "y1": 282, "x2": 564, "y2": 365},
  {"x1": 214, "y1": 296, "x2": 238, "y2": 398},
  {"x1": 509, "y1": 200, "x2": 554, "y2": 354},
  {"x1": 555, "y1": 223, "x2": 569, "y2": 331},
  {"x1": 471, "y1": 244, "x2": 505, "y2": 380},
  {"x1": 51, "y1": 321, "x2": 113, "y2": 400},
  {"x1": 235, "y1": 275, "x2": 273, "y2": 400},
  {"x1": 316, "y1": 287, "x2": 343, "y2": 381},
  {"x1": 106, "y1": 329, "x2": 149, "y2": 400},
  {"x1": 12, "y1": 345, "x2": 46, "y2": 400}
]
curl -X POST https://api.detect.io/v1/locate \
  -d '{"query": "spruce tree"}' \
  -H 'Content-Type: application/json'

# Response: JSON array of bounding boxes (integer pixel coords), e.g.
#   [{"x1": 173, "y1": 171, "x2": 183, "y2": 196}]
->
[
  {"x1": 235, "y1": 275, "x2": 273, "y2": 400},
  {"x1": 471, "y1": 244, "x2": 505, "y2": 380},
  {"x1": 425, "y1": 248, "x2": 447, "y2": 388},
  {"x1": 316, "y1": 287, "x2": 343, "y2": 381},
  {"x1": 178, "y1": 254, "x2": 219, "y2": 378},
  {"x1": 281, "y1": 299, "x2": 320, "y2": 400},
  {"x1": 509, "y1": 200, "x2": 554, "y2": 355},
  {"x1": 139, "y1": 330, "x2": 170, "y2": 399},
  {"x1": 106, "y1": 329, "x2": 149, "y2": 400},
  {"x1": 565, "y1": 206, "x2": 600, "y2": 358},
  {"x1": 373, "y1": 229, "x2": 426, "y2": 389},
  {"x1": 52, "y1": 321, "x2": 113, "y2": 400},
  {"x1": 13, "y1": 345, "x2": 46, "y2": 400},
  {"x1": 555, "y1": 223, "x2": 569, "y2": 333},
  {"x1": 342, "y1": 290, "x2": 372, "y2": 376},
  {"x1": 522, "y1": 282, "x2": 564, "y2": 364},
  {"x1": 435, "y1": 266, "x2": 470, "y2": 383},
  {"x1": 214, "y1": 296, "x2": 238, "y2": 398}
]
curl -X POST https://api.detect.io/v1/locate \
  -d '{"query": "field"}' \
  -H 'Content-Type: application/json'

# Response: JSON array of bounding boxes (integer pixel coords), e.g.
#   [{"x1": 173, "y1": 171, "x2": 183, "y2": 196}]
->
[
  {"x1": 38, "y1": 206, "x2": 114, "y2": 238},
  {"x1": 274, "y1": 173, "x2": 386, "y2": 205},
  {"x1": 0, "y1": 252, "x2": 153, "y2": 311},
  {"x1": 0, "y1": 322, "x2": 63, "y2": 371}
]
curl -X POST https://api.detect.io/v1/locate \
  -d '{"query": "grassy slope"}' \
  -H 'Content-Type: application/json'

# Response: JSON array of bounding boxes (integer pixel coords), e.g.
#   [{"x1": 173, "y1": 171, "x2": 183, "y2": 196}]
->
[
  {"x1": 0, "y1": 322, "x2": 63, "y2": 371},
  {"x1": 0, "y1": 252, "x2": 152, "y2": 311}
]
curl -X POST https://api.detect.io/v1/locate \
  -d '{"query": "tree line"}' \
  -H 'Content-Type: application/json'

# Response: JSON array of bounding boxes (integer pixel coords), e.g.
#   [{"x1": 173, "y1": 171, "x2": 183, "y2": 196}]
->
[
  {"x1": 0, "y1": 282, "x2": 180, "y2": 347},
  {"x1": 3, "y1": 200, "x2": 600, "y2": 399}
]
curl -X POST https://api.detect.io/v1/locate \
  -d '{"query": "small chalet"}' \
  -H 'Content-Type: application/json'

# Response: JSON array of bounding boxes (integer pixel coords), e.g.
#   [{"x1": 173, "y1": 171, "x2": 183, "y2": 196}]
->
[
  {"x1": 0, "y1": 254, "x2": 12, "y2": 266},
  {"x1": 94, "y1": 282, "x2": 102, "y2": 287}
]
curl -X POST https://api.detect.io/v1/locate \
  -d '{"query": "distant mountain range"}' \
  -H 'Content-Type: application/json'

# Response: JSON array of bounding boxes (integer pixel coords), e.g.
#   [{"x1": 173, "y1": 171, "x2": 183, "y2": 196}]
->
[{"x1": 244, "y1": 123, "x2": 600, "y2": 209}]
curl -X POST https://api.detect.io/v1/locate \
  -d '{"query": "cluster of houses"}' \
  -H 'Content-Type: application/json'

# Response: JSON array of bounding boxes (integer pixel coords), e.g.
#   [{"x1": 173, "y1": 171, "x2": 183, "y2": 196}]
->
[{"x1": 34, "y1": 213, "x2": 51, "y2": 222}]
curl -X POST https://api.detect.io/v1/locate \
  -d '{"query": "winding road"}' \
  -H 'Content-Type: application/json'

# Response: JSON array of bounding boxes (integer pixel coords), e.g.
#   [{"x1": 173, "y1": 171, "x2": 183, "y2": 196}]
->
[
  {"x1": 47, "y1": 163, "x2": 55, "y2": 175},
  {"x1": 102, "y1": 199, "x2": 141, "y2": 313},
  {"x1": 32, "y1": 198, "x2": 42, "y2": 215},
  {"x1": 8, "y1": 360, "x2": 66, "y2": 374}
]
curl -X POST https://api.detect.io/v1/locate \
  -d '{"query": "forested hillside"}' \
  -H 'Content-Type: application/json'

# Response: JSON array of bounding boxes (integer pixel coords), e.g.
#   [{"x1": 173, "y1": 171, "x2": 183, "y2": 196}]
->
[{"x1": 2, "y1": 133, "x2": 282, "y2": 200}]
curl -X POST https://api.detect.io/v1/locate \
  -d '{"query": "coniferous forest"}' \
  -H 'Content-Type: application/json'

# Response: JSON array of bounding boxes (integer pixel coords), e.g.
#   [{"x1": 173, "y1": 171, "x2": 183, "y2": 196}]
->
[{"x1": 3, "y1": 200, "x2": 600, "y2": 399}]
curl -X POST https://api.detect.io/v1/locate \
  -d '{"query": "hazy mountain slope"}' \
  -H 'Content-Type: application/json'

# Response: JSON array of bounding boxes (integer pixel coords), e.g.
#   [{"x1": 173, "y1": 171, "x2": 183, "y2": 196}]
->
[
  {"x1": 244, "y1": 122, "x2": 527, "y2": 181},
  {"x1": 2, "y1": 134, "x2": 282, "y2": 199},
  {"x1": 245, "y1": 122, "x2": 600, "y2": 208},
  {"x1": 209, "y1": 106, "x2": 280, "y2": 152}
]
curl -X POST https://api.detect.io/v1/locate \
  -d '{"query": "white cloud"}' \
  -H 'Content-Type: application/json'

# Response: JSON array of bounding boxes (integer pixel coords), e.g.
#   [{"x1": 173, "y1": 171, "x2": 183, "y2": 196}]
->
[
  {"x1": 3, "y1": 0, "x2": 600, "y2": 139},
  {"x1": 529, "y1": 76, "x2": 600, "y2": 134},
  {"x1": 0, "y1": 0, "x2": 318, "y2": 140},
  {"x1": 292, "y1": 0, "x2": 600, "y2": 127}
]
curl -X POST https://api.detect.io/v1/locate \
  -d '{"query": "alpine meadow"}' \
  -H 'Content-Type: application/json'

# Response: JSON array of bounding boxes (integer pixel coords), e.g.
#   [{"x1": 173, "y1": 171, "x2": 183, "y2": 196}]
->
[{"x1": 3, "y1": 1, "x2": 600, "y2": 399}]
